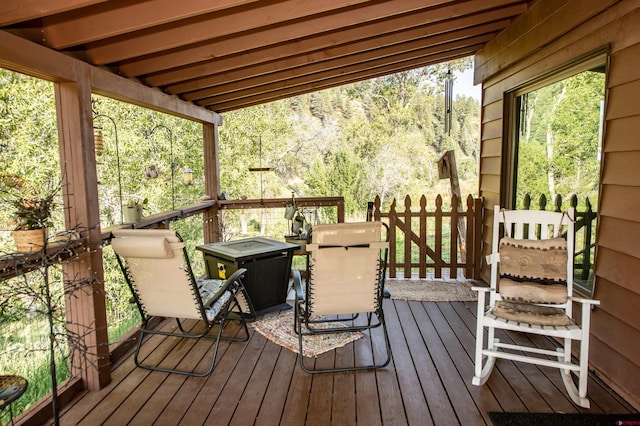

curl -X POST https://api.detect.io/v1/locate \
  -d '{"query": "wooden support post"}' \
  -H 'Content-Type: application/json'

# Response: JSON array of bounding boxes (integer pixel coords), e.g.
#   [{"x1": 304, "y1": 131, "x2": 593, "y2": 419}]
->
[
  {"x1": 203, "y1": 121, "x2": 221, "y2": 243},
  {"x1": 55, "y1": 64, "x2": 110, "y2": 390}
]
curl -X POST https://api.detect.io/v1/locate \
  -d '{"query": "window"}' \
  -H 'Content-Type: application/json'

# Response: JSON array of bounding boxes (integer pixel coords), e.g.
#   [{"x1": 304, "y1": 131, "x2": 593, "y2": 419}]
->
[{"x1": 504, "y1": 51, "x2": 607, "y2": 294}]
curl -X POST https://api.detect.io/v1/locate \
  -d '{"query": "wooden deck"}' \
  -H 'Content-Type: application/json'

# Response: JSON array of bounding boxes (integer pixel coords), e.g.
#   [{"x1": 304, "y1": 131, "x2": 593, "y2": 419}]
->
[{"x1": 55, "y1": 299, "x2": 636, "y2": 425}]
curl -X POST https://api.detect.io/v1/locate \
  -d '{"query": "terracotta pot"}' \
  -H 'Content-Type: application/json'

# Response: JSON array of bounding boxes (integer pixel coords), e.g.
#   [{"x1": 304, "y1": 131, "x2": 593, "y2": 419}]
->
[{"x1": 12, "y1": 228, "x2": 49, "y2": 253}]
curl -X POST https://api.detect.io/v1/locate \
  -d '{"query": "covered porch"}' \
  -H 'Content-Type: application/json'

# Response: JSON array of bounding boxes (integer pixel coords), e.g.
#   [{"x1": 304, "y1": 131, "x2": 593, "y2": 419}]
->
[
  {"x1": 54, "y1": 298, "x2": 635, "y2": 425},
  {"x1": 2, "y1": 0, "x2": 640, "y2": 423}
]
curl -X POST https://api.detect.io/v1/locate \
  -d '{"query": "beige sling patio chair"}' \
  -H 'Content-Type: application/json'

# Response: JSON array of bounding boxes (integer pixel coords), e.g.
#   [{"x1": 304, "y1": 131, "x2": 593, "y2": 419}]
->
[
  {"x1": 111, "y1": 229, "x2": 255, "y2": 377},
  {"x1": 293, "y1": 221, "x2": 391, "y2": 373},
  {"x1": 473, "y1": 206, "x2": 599, "y2": 407}
]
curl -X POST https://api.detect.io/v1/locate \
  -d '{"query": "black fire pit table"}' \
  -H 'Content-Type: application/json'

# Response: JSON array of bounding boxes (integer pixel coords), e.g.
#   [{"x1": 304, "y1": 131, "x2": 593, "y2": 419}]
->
[{"x1": 197, "y1": 237, "x2": 300, "y2": 316}]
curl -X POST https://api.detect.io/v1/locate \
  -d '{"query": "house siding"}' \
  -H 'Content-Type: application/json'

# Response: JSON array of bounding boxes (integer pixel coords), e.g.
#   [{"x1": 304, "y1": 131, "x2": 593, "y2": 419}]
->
[{"x1": 475, "y1": 0, "x2": 640, "y2": 407}]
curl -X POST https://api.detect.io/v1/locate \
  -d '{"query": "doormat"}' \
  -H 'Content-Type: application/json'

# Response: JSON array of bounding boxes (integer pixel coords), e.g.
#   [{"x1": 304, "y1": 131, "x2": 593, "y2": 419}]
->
[
  {"x1": 386, "y1": 278, "x2": 477, "y2": 302},
  {"x1": 488, "y1": 412, "x2": 640, "y2": 426},
  {"x1": 252, "y1": 313, "x2": 364, "y2": 358}
]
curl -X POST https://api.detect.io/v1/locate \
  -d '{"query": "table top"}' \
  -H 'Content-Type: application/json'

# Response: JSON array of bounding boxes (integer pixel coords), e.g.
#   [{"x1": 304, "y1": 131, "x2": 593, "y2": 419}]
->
[
  {"x1": 197, "y1": 237, "x2": 300, "y2": 261},
  {"x1": 0, "y1": 375, "x2": 28, "y2": 409}
]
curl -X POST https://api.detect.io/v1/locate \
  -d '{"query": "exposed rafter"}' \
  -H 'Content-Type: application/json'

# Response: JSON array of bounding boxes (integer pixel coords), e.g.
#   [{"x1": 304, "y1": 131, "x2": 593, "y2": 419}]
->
[{"x1": 0, "y1": 0, "x2": 529, "y2": 112}]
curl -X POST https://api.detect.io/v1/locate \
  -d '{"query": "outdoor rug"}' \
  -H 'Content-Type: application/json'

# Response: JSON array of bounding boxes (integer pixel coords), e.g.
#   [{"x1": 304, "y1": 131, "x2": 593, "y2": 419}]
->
[
  {"x1": 386, "y1": 278, "x2": 477, "y2": 302},
  {"x1": 252, "y1": 313, "x2": 364, "y2": 358},
  {"x1": 488, "y1": 412, "x2": 640, "y2": 426}
]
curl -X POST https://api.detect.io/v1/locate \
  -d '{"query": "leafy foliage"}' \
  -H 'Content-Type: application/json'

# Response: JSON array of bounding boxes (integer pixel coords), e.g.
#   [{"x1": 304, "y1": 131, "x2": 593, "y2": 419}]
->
[
  {"x1": 514, "y1": 70, "x2": 605, "y2": 209},
  {"x1": 219, "y1": 58, "x2": 480, "y2": 218}
]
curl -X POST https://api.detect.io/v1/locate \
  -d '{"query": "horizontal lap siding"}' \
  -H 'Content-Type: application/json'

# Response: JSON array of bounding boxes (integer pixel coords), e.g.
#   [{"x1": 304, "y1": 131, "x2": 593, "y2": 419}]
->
[{"x1": 476, "y1": 0, "x2": 640, "y2": 408}]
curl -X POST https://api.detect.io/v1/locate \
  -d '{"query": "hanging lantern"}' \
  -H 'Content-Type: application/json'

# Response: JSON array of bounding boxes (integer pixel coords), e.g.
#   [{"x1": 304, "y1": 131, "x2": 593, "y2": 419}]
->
[
  {"x1": 182, "y1": 167, "x2": 194, "y2": 185},
  {"x1": 94, "y1": 129, "x2": 104, "y2": 156},
  {"x1": 144, "y1": 164, "x2": 159, "y2": 179}
]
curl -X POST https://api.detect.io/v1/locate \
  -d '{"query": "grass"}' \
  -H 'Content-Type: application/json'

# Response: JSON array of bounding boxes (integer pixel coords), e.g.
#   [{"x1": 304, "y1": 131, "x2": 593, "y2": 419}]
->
[{"x1": 0, "y1": 315, "x2": 70, "y2": 423}]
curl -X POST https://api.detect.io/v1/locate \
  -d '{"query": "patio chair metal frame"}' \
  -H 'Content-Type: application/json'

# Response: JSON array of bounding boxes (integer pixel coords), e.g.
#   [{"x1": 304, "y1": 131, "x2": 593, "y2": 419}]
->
[
  {"x1": 473, "y1": 206, "x2": 600, "y2": 407},
  {"x1": 112, "y1": 229, "x2": 255, "y2": 377},
  {"x1": 293, "y1": 221, "x2": 391, "y2": 373}
]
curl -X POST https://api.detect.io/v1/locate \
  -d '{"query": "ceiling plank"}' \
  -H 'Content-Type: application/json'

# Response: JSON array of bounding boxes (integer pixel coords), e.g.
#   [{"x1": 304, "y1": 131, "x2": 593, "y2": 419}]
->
[
  {"x1": 180, "y1": 24, "x2": 504, "y2": 101},
  {"x1": 0, "y1": 0, "x2": 109, "y2": 26},
  {"x1": 42, "y1": 0, "x2": 262, "y2": 48},
  {"x1": 167, "y1": 18, "x2": 510, "y2": 96},
  {"x1": 123, "y1": 0, "x2": 526, "y2": 78},
  {"x1": 199, "y1": 38, "x2": 490, "y2": 106},
  {"x1": 210, "y1": 48, "x2": 479, "y2": 112},
  {"x1": 85, "y1": 0, "x2": 402, "y2": 65},
  {"x1": 1, "y1": 0, "x2": 534, "y2": 114}
]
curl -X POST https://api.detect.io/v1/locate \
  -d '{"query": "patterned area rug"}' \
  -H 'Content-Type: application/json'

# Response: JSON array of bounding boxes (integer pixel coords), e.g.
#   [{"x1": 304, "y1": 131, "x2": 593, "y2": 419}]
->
[
  {"x1": 386, "y1": 278, "x2": 477, "y2": 302},
  {"x1": 252, "y1": 313, "x2": 364, "y2": 358}
]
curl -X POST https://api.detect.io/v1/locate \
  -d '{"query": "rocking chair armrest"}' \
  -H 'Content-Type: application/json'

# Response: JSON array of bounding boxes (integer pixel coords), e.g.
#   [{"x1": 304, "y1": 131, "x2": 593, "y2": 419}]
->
[
  {"x1": 472, "y1": 285, "x2": 494, "y2": 293},
  {"x1": 569, "y1": 296, "x2": 600, "y2": 306},
  {"x1": 293, "y1": 269, "x2": 304, "y2": 301}
]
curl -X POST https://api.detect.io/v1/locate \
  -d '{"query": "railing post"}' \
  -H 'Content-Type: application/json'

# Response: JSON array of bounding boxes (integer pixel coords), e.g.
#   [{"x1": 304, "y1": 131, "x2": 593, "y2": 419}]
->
[
  {"x1": 465, "y1": 195, "x2": 474, "y2": 278},
  {"x1": 435, "y1": 195, "x2": 443, "y2": 278},
  {"x1": 581, "y1": 197, "x2": 595, "y2": 281},
  {"x1": 450, "y1": 195, "x2": 459, "y2": 279},
  {"x1": 337, "y1": 199, "x2": 345, "y2": 223},
  {"x1": 419, "y1": 195, "x2": 427, "y2": 278},
  {"x1": 389, "y1": 199, "x2": 397, "y2": 278},
  {"x1": 554, "y1": 193, "x2": 562, "y2": 212},
  {"x1": 373, "y1": 195, "x2": 381, "y2": 221},
  {"x1": 403, "y1": 196, "x2": 412, "y2": 278}
]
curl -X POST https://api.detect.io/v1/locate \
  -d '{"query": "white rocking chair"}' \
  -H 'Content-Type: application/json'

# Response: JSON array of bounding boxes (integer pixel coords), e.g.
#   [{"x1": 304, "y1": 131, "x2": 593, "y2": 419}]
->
[{"x1": 473, "y1": 205, "x2": 599, "y2": 408}]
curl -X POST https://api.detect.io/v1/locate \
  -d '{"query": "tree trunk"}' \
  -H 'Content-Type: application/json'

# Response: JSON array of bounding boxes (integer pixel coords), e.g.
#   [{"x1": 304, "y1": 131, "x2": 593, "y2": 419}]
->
[{"x1": 546, "y1": 85, "x2": 567, "y2": 196}]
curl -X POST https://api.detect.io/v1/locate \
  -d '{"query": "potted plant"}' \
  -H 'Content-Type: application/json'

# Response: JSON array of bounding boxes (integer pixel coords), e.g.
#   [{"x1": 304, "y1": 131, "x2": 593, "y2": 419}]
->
[
  {"x1": 1, "y1": 174, "x2": 58, "y2": 253},
  {"x1": 123, "y1": 197, "x2": 147, "y2": 223}
]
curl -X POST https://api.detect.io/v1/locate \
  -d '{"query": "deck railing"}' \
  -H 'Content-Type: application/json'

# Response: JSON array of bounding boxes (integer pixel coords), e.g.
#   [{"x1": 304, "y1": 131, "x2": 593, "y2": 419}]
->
[
  {"x1": 370, "y1": 194, "x2": 483, "y2": 280},
  {"x1": 520, "y1": 193, "x2": 597, "y2": 289}
]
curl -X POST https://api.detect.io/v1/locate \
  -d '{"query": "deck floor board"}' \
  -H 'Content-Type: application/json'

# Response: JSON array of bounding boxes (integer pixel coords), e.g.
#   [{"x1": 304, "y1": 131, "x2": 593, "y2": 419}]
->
[{"x1": 57, "y1": 298, "x2": 637, "y2": 425}]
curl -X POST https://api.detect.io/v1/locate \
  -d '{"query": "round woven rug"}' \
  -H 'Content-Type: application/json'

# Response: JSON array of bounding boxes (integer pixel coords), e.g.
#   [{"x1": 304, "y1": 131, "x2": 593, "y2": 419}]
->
[{"x1": 252, "y1": 313, "x2": 364, "y2": 358}]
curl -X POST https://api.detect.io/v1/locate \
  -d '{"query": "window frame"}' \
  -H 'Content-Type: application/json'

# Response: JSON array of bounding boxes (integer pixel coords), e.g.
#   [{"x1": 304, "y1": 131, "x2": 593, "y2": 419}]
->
[{"x1": 501, "y1": 47, "x2": 610, "y2": 297}]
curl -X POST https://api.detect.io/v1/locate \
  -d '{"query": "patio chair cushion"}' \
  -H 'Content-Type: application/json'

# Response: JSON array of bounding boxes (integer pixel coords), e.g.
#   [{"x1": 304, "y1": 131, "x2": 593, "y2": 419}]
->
[
  {"x1": 493, "y1": 300, "x2": 574, "y2": 326},
  {"x1": 499, "y1": 278, "x2": 568, "y2": 304},
  {"x1": 498, "y1": 237, "x2": 568, "y2": 304},
  {"x1": 111, "y1": 235, "x2": 176, "y2": 259},
  {"x1": 499, "y1": 237, "x2": 568, "y2": 283},
  {"x1": 197, "y1": 278, "x2": 232, "y2": 321}
]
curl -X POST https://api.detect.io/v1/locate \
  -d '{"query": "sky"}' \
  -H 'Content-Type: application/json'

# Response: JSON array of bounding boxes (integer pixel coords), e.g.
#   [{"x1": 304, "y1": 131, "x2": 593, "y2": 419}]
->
[{"x1": 454, "y1": 67, "x2": 481, "y2": 101}]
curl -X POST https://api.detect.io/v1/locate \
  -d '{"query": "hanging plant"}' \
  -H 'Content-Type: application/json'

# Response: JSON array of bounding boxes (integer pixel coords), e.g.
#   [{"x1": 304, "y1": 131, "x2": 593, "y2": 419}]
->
[{"x1": 1, "y1": 173, "x2": 59, "y2": 252}]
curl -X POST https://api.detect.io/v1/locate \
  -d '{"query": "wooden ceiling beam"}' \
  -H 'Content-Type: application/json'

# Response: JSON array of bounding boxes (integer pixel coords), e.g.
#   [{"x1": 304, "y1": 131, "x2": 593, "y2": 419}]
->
[
  {"x1": 164, "y1": 4, "x2": 520, "y2": 89},
  {"x1": 85, "y1": 0, "x2": 405, "y2": 65},
  {"x1": 210, "y1": 48, "x2": 478, "y2": 112},
  {"x1": 0, "y1": 0, "x2": 108, "y2": 26},
  {"x1": 124, "y1": 0, "x2": 526, "y2": 79},
  {"x1": 169, "y1": 19, "x2": 509, "y2": 97},
  {"x1": 41, "y1": 0, "x2": 261, "y2": 49},
  {"x1": 90, "y1": 67, "x2": 220, "y2": 124},
  {"x1": 179, "y1": 25, "x2": 504, "y2": 101},
  {"x1": 199, "y1": 41, "x2": 487, "y2": 107},
  {"x1": 116, "y1": 0, "x2": 499, "y2": 76}
]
